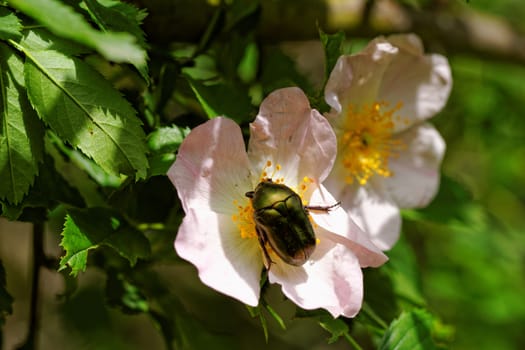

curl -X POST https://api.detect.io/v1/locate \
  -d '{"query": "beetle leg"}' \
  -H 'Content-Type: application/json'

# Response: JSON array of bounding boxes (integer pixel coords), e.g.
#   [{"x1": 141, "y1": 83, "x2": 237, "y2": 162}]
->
[
  {"x1": 305, "y1": 201, "x2": 341, "y2": 212},
  {"x1": 255, "y1": 226, "x2": 274, "y2": 270}
]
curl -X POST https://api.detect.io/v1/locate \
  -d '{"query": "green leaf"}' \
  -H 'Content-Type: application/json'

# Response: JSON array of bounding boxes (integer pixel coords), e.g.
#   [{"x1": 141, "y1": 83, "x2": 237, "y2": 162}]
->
[
  {"x1": 246, "y1": 305, "x2": 269, "y2": 342},
  {"x1": 8, "y1": 0, "x2": 145, "y2": 65},
  {"x1": 388, "y1": 237, "x2": 426, "y2": 308},
  {"x1": 59, "y1": 208, "x2": 151, "y2": 276},
  {"x1": 48, "y1": 131, "x2": 124, "y2": 189},
  {"x1": 146, "y1": 125, "x2": 188, "y2": 176},
  {"x1": 22, "y1": 48, "x2": 148, "y2": 179},
  {"x1": 237, "y1": 41, "x2": 259, "y2": 83},
  {"x1": 0, "y1": 260, "x2": 14, "y2": 326},
  {"x1": 0, "y1": 43, "x2": 45, "y2": 204},
  {"x1": 259, "y1": 47, "x2": 313, "y2": 97},
  {"x1": 147, "y1": 125, "x2": 189, "y2": 155},
  {"x1": 319, "y1": 316, "x2": 350, "y2": 344},
  {"x1": 1, "y1": 154, "x2": 85, "y2": 221},
  {"x1": 379, "y1": 309, "x2": 439, "y2": 350},
  {"x1": 319, "y1": 28, "x2": 345, "y2": 83},
  {"x1": 106, "y1": 271, "x2": 149, "y2": 314},
  {"x1": 0, "y1": 7, "x2": 22, "y2": 41},
  {"x1": 19, "y1": 28, "x2": 89, "y2": 56},
  {"x1": 147, "y1": 153, "x2": 176, "y2": 177},
  {"x1": 189, "y1": 79, "x2": 253, "y2": 123},
  {"x1": 81, "y1": 0, "x2": 149, "y2": 82}
]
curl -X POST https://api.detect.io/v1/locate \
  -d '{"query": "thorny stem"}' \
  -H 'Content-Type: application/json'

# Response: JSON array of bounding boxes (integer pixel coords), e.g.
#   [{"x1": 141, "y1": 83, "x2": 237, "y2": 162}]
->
[{"x1": 17, "y1": 222, "x2": 45, "y2": 350}]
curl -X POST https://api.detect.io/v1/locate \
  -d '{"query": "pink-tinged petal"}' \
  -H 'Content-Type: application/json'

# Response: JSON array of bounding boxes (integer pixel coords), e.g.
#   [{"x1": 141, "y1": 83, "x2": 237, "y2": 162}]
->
[
  {"x1": 248, "y1": 87, "x2": 337, "y2": 185},
  {"x1": 309, "y1": 184, "x2": 388, "y2": 266},
  {"x1": 269, "y1": 239, "x2": 363, "y2": 318},
  {"x1": 378, "y1": 34, "x2": 452, "y2": 132},
  {"x1": 338, "y1": 180, "x2": 401, "y2": 251},
  {"x1": 168, "y1": 117, "x2": 253, "y2": 214},
  {"x1": 387, "y1": 33, "x2": 425, "y2": 56},
  {"x1": 324, "y1": 38, "x2": 398, "y2": 116},
  {"x1": 386, "y1": 123, "x2": 446, "y2": 208},
  {"x1": 175, "y1": 208, "x2": 262, "y2": 306}
]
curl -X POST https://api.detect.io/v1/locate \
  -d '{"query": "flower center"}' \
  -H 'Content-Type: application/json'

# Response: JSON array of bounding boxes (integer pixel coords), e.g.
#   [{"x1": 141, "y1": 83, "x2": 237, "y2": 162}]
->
[
  {"x1": 232, "y1": 160, "x2": 316, "y2": 241},
  {"x1": 338, "y1": 101, "x2": 404, "y2": 185}
]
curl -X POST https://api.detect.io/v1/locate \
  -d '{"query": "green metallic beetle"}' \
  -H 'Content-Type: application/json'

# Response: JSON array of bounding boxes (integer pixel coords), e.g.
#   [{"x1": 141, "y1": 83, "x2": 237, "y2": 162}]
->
[{"x1": 245, "y1": 178, "x2": 339, "y2": 268}]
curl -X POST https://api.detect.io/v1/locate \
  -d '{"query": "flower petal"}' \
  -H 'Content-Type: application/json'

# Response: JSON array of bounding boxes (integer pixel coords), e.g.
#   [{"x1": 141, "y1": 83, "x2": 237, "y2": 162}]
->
[
  {"x1": 324, "y1": 38, "x2": 398, "y2": 116},
  {"x1": 386, "y1": 123, "x2": 446, "y2": 208},
  {"x1": 168, "y1": 117, "x2": 253, "y2": 214},
  {"x1": 378, "y1": 34, "x2": 452, "y2": 132},
  {"x1": 309, "y1": 184, "x2": 388, "y2": 265},
  {"x1": 248, "y1": 87, "x2": 337, "y2": 185},
  {"x1": 338, "y1": 181, "x2": 401, "y2": 251},
  {"x1": 269, "y1": 239, "x2": 363, "y2": 318},
  {"x1": 175, "y1": 208, "x2": 262, "y2": 306}
]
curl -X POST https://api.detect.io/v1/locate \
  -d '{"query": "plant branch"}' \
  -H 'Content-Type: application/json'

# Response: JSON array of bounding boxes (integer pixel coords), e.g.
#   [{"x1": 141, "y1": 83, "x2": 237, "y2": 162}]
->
[{"x1": 17, "y1": 222, "x2": 44, "y2": 350}]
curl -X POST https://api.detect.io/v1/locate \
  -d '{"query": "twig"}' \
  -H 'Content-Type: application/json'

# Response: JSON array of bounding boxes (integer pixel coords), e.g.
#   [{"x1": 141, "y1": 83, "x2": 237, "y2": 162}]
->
[{"x1": 17, "y1": 222, "x2": 44, "y2": 350}]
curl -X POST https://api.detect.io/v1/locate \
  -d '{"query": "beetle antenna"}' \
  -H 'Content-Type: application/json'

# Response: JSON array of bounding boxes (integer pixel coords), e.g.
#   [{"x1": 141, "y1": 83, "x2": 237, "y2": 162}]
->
[{"x1": 305, "y1": 201, "x2": 341, "y2": 212}]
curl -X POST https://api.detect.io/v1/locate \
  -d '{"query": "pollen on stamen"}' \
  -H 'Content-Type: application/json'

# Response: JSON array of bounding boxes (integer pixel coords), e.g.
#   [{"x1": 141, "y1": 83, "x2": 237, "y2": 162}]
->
[
  {"x1": 232, "y1": 199, "x2": 256, "y2": 239},
  {"x1": 338, "y1": 101, "x2": 405, "y2": 186},
  {"x1": 260, "y1": 160, "x2": 278, "y2": 180}
]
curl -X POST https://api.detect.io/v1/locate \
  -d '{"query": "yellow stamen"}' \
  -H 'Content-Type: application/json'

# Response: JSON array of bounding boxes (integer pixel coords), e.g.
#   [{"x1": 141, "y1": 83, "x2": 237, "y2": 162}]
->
[
  {"x1": 338, "y1": 101, "x2": 405, "y2": 185},
  {"x1": 232, "y1": 199, "x2": 256, "y2": 239}
]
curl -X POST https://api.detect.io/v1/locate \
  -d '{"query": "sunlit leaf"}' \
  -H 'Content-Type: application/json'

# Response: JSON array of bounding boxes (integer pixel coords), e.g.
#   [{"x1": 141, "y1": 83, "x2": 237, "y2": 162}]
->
[
  {"x1": 379, "y1": 309, "x2": 439, "y2": 350},
  {"x1": 0, "y1": 7, "x2": 22, "y2": 40},
  {"x1": 22, "y1": 48, "x2": 148, "y2": 179},
  {"x1": 19, "y1": 28, "x2": 89, "y2": 56},
  {"x1": 0, "y1": 43, "x2": 44, "y2": 204},
  {"x1": 59, "y1": 208, "x2": 151, "y2": 276},
  {"x1": 147, "y1": 125, "x2": 189, "y2": 155},
  {"x1": 145, "y1": 125, "x2": 188, "y2": 176},
  {"x1": 8, "y1": 0, "x2": 145, "y2": 65}
]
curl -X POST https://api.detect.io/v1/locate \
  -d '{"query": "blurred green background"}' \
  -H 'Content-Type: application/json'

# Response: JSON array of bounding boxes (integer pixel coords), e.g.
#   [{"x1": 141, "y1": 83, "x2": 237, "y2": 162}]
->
[
  {"x1": 2, "y1": 0, "x2": 525, "y2": 349},
  {"x1": 409, "y1": 56, "x2": 525, "y2": 349}
]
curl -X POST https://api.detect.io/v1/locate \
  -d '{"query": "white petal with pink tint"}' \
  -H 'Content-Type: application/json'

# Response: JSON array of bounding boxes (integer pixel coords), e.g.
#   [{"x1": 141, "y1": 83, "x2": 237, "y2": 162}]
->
[
  {"x1": 386, "y1": 123, "x2": 446, "y2": 208},
  {"x1": 248, "y1": 87, "x2": 336, "y2": 185},
  {"x1": 175, "y1": 209, "x2": 262, "y2": 306},
  {"x1": 341, "y1": 182, "x2": 401, "y2": 251},
  {"x1": 169, "y1": 87, "x2": 386, "y2": 317},
  {"x1": 378, "y1": 43, "x2": 452, "y2": 132},
  {"x1": 324, "y1": 40, "x2": 398, "y2": 116},
  {"x1": 309, "y1": 184, "x2": 388, "y2": 265},
  {"x1": 168, "y1": 117, "x2": 253, "y2": 214},
  {"x1": 323, "y1": 34, "x2": 451, "y2": 251},
  {"x1": 269, "y1": 239, "x2": 363, "y2": 318}
]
